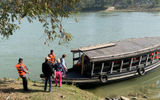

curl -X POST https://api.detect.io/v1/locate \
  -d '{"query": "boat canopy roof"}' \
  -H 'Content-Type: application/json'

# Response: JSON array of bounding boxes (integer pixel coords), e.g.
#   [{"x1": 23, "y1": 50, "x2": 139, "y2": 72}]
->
[{"x1": 71, "y1": 37, "x2": 160, "y2": 62}]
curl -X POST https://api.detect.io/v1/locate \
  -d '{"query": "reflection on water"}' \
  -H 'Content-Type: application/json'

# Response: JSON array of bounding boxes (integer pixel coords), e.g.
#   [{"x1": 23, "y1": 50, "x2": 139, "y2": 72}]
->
[
  {"x1": 87, "y1": 67, "x2": 160, "y2": 98},
  {"x1": 1, "y1": 12, "x2": 160, "y2": 98}
]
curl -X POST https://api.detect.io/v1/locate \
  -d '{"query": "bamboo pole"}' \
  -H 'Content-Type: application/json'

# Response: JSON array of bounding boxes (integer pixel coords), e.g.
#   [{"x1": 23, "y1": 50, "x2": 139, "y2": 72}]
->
[
  {"x1": 91, "y1": 62, "x2": 95, "y2": 76},
  {"x1": 73, "y1": 53, "x2": 75, "y2": 66},
  {"x1": 81, "y1": 54, "x2": 85, "y2": 75},
  {"x1": 120, "y1": 60, "x2": 123, "y2": 72},
  {"x1": 100, "y1": 63, "x2": 104, "y2": 75},
  {"x1": 138, "y1": 56, "x2": 142, "y2": 67},
  {"x1": 152, "y1": 52, "x2": 155, "y2": 63},
  {"x1": 110, "y1": 61, "x2": 114, "y2": 74},
  {"x1": 145, "y1": 54, "x2": 149, "y2": 66},
  {"x1": 129, "y1": 58, "x2": 133, "y2": 71}
]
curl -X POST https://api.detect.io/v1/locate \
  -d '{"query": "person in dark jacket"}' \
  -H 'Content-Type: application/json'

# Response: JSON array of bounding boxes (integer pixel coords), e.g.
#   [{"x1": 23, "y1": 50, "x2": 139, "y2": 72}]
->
[{"x1": 42, "y1": 57, "x2": 54, "y2": 92}]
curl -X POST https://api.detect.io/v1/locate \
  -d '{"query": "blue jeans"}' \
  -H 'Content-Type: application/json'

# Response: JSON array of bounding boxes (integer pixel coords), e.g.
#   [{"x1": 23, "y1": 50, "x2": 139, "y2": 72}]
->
[{"x1": 44, "y1": 76, "x2": 52, "y2": 92}]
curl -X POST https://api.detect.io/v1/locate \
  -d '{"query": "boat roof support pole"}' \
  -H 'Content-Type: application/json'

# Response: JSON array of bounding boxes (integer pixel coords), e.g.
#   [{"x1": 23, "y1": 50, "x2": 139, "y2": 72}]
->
[
  {"x1": 110, "y1": 61, "x2": 114, "y2": 74},
  {"x1": 91, "y1": 62, "x2": 95, "y2": 76},
  {"x1": 100, "y1": 63, "x2": 104, "y2": 75},
  {"x1": 152, "y1": 52, "x2": 155, "y2": 63},
  {"x1": 120, "y1": 60, "x2": 123, "y2": 72},
  {"x1": 81, "y1": 54, "x2": 85, "y2": 75},
  {"x1": 129, "y1": 58, "x2": 133, "y2": 71},
  {"x1": 73, "y1": 53, "x2": 75, "y2": 66},
  {"x1": 138, "y1": 56, "x2": 142, "y2": 68},
  {"x1": 145, "y1": 54, "x2": 149, "y2": 66},
  {"x1": 79, "y1": 52, "x2": 81, "y2": 58}
]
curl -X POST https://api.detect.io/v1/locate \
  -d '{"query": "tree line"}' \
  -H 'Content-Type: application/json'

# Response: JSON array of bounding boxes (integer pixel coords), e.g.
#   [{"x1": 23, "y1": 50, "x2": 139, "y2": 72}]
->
[{"x1": 79, "y1": 0, "x2": 160, "y2": 11}]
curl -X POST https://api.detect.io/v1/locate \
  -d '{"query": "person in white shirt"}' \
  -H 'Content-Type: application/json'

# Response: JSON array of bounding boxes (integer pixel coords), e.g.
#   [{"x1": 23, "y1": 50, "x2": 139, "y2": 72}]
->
[{"x1": 60, "y1": 54, "x2": 67, "y2": 72}]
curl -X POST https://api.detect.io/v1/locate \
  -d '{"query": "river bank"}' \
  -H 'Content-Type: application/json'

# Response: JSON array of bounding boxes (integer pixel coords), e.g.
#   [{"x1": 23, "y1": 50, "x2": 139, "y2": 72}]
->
[
  {"x1": 0, "y1": 78, "x2": 101, "y2": 100},
  {"x1": 1, "y1": 78, "x2": 160, "y2": 100},
  {"x1": 81, "y1": 8, "x2": 160, "y2": 13},
  {"x1": 102, "y1": 7, "x2": 160, "y2": 12}
]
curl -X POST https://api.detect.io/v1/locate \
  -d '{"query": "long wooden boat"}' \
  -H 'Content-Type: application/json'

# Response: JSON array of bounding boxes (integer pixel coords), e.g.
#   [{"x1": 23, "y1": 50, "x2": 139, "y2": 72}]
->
[{"x1": 63, "y1": 37, "x2": 160, "y2": 84}]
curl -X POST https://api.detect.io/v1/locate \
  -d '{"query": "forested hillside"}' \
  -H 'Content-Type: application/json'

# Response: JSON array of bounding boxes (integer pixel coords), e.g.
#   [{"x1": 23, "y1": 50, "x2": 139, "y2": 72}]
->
[{"x1": 80, "y1": 0, "x2": 160, "y2": 11}]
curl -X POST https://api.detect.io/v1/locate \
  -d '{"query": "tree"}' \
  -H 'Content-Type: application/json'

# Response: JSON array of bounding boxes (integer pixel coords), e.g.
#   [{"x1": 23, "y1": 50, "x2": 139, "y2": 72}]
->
[
  {"x1": 153, "y1": 0, "x2": 160, "y2": 7},
  {"x1": 0, "y1": 0, "x2": 80, "y2": 44}
]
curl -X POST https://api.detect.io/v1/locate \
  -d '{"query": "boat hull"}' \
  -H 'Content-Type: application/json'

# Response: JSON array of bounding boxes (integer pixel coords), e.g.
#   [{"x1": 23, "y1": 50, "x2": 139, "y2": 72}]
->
[{"x1": 63, "y1": 61, "x2": 160, "y2": 84}]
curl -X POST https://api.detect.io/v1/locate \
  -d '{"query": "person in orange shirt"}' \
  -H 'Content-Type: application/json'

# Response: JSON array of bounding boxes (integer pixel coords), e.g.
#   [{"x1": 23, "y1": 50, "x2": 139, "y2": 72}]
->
[
  {"x1": 15, "y1": 58, "x2": 29, "y2": 91},
  {"x1": 48, "y1": 50, "x2": 56, "y2": 64}
]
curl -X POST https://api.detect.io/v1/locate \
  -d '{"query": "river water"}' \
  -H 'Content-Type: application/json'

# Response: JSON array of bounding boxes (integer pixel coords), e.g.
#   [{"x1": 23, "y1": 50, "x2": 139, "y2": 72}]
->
[{"x1": 1, "y1": 12, "x2": 160, "y2": 99}]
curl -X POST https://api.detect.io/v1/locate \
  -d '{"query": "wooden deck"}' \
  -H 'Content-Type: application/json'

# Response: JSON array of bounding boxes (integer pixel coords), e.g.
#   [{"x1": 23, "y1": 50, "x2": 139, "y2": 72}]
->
[{"x1": 63, "y1": 72, "x2": 99, "y2": 83}]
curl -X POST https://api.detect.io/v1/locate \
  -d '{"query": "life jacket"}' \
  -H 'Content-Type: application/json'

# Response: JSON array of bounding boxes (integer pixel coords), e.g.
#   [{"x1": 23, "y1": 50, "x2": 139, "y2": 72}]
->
[
  {"x1": 150, "y1": 53, "x2": 154, "y2": 60},
  {"x1": 49, "y1": 54, "x2": 55, "y2": 63},
  {"x1": 15, "y1": 63, "x2": 27, "y2": 76},
  {"x1": 150, "y1": 52, "x2": 159, "y2": 59},
  {"x1": 133, "y1": 57, "x2": 137, "y2": 60},
  {"x1": 155, "y1": 51, "x2": 159, "y2": 59},
  {"x1": 151, "y1": 53, "x2": 154, "y2": 56}
]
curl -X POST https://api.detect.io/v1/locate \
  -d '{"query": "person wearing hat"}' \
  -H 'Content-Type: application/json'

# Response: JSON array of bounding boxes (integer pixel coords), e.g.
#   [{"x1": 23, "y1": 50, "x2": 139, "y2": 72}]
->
[
  {"x1": 15, "y1": 58, "x2": 29, "y2": 91},
  {"x1": 42, "y1": 57, "x2": 54, "y2": 92}
]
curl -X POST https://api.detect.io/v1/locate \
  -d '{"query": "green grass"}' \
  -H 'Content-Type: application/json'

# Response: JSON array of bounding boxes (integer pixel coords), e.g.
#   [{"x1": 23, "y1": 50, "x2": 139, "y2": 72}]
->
[{"x1": 0, "y1": 78, "x2": 101, "y2": 100}]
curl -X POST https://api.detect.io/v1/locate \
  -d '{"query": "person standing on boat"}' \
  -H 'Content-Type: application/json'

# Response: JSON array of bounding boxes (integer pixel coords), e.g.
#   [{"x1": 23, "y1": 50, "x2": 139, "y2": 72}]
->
[
  {"x1": 54, "y1": 59, "x2": 64, "y2": 87},
  {"x1": 48, "y1": 50, "x2": 56, "y2": 64},
  {"x1": 15, "y1": 58, "x2": 29, "y2": 91},
  {"x1": 61, "y1": 54, "x2": 68, "y2": 72},
  {"x1": 42, "y1": 57, "x2": 54, "y2": 92}
]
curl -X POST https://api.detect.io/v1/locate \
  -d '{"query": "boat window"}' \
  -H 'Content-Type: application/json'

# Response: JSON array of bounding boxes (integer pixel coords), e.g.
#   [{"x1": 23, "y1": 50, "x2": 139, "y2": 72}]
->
[
  {"x1": 83, "y1": 62, "x2": 92, "y2": 76},
  {"x1": 148, "y1": 52, "x2": 157, "y2": 61},
  {"x1": 132, "y1": 57, "x2": 140, "y2": 66},
  {"x1": 73, "y1": 52, "x2": 82, "y2": 67},
  {"x1": 155, "y1": 51, "x2": 159, "y2": 60},
  {"x1": 74, "y1": 54, "x2": 89, "y2": 67},
  {"x1": 141, "y1": 55, "x2": 147, "y2": 64},
  {"x1": 94, "y1": 62, "x2": 103, "y2": 74},
  {"x1": 123, "y1": 58, "x2": 131, "y2": 68},
  {"x1": 113, "y1": 60, "x2": 121, "y2": 72},
  {"x1": 158, "y1": 50, "x2": 160, "y2": 57},
  {"x1": 103, "y1": 62, "x2": 111, "y2": 72},
  {"x1": 150, "y1": 51, "x2": 160, "y2": 63}
]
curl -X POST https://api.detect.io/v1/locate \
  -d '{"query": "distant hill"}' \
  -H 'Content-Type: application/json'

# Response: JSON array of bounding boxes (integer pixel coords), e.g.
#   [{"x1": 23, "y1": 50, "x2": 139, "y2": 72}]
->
[{"x1": 80, "y1": 0, "x2": 160, "y2": 11}]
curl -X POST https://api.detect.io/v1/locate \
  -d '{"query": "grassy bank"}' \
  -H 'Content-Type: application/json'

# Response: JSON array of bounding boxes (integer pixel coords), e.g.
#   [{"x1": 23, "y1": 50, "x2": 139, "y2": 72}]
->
[
  {"x1": 1, "y1": 78, "x2": 160, "y2": 100},
  {"x1": 0, "y1": 78, "x2": 101, "y2": 100}
]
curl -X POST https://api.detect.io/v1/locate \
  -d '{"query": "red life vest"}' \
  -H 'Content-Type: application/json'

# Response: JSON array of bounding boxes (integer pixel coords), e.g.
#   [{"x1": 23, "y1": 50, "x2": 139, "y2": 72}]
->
[
  {"x1": 155, "y1": 51, "x2": 159, "y2": 59},
  {"x1": 15, "y1": 63, "x2": 27, "y2": 76},
  {"x1": 150, "y1": 52, "x2": 159, "y2": 59},
  {"x1": 49, "y1": 54, "x2": 55, "y2": 63}
]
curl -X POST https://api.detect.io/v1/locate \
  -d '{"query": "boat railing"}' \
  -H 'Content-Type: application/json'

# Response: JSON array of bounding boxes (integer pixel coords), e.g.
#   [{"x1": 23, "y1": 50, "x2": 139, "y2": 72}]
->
[{"x1": 90, "y1": 50, "x2": 160, "y2": 77}]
